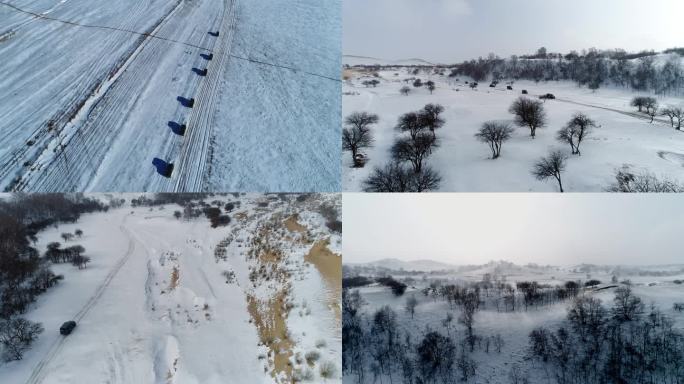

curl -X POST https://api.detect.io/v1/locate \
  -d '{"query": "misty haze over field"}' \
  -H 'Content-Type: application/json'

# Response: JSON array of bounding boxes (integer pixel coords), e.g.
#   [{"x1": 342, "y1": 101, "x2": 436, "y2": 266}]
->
[{"x1": 343, "y1": 194, "x2": 684, "y2": 265}]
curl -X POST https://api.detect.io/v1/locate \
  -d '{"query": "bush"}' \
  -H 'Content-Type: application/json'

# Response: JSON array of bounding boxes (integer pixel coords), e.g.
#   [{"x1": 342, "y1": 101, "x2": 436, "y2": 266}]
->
[
  {"x1": 305, "y1": 350, "x2": 321, "y2": 365},
  {"x1": 319, "y1": 360, "x2": 337, "y2": 379}
]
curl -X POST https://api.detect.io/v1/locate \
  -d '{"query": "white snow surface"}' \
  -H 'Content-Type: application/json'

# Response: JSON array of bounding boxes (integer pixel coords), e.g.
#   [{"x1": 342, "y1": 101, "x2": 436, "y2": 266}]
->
[
  {"x1": 343, "y1": 68, "x2": 684, "y2": 191},
  {"x1": 0, "y1": 0, "x2": 340, "y2": 192},
  {"x1": 0, "y1": 194, "x2": 341, "y2": 383}
]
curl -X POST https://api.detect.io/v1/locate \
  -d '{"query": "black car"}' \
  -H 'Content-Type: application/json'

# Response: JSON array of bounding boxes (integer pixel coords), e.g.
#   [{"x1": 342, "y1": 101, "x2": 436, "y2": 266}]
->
[{"x1": 60, "y1": 321, "x2": 77, "y2": 335}]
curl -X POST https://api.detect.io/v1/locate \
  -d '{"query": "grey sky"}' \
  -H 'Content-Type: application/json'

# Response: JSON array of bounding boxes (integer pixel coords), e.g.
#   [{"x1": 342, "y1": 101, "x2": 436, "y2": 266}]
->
[
  {"x1": 343, "y1": 0, "x2": 684, "y2": 63},
  {"x1": 343, "y1": 194, "x2": 684, "y2": 266}
]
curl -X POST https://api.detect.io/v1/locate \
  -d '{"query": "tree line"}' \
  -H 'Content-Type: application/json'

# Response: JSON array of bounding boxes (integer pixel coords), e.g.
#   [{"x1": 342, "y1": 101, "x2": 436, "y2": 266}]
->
[
  {"x1": 527, "y1": 287, "x2": 684, "y2": 383},
  {"x1": 450, "y1": 47, "x2": 684, "y2": 95},
  {"x1": 0, "y1": 194, "x2": 105, "y2": 362}
]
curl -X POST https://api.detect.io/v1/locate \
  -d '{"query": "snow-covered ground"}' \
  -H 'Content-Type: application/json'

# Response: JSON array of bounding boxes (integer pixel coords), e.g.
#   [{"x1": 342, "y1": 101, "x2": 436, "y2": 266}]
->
[
  {"x1": 343, "y1": 68, "x2": 684, "y2": 191},
  {"x1": 0, "y1": 0, "x2": 340, "y2": 192},
  {"x1": 344, "y1": 261, "x2": 684, "y2": 384},
  {"x1": 0, "y1": 194, "x2": 341, "y2": 383}
]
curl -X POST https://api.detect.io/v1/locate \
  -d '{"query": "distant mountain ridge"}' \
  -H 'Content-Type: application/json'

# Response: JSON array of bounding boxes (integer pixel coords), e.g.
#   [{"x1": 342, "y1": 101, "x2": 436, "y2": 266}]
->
[
  {"x1": 343, "y1": 55, "x2": 438, "y2": 67},
  {"x1": 346, "y1": 258, "x2": 457, "y2": 272},
  {"x1": 347, "y1": 259, "x2": 684, "y2": 275}
]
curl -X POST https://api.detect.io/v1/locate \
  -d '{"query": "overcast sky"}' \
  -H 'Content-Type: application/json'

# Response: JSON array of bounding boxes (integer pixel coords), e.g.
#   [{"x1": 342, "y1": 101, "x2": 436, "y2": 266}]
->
[
  {"x1": 343, "y1": 194, "x2": 684, "y2": 266},
  {"x1": 344, "y1": 0, "x2": 684, "y2": 63}
]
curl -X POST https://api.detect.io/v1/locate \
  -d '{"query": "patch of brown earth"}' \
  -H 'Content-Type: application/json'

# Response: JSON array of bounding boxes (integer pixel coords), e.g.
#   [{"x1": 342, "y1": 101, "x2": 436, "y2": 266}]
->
[
  {"x1": 305, "y1": 239, "x2": 342, "y2": 324},
  {"x1": 245, "y1": 217, "x2": 295, "y2": 382},
  {"x1": 284, "y1": 214, "x2": 306, "y2": 234},
  {"x1": 169, "y1": 266, "x2": 179, "y2": 291},
  {"x1": 247, "y1": 290, "x2": 293, "y2": 382}
]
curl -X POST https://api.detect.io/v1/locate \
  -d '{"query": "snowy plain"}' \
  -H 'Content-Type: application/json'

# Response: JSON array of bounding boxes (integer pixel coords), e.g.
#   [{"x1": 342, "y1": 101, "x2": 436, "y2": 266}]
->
[
  {"x1": 0, "y1": 0, "x2": 340, "y2": 192},
  {"x1": 0, "y1": 194, "x2": 342, "y2": 383},
  {"x1": 342, "y1": 66, "x2": 684, "y2": 192}
]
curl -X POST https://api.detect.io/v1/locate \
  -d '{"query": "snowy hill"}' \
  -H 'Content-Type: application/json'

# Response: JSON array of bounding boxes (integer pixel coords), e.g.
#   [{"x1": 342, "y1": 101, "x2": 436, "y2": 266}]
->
[
  {"x1": 347, "y1": 258, "x2": 457, "y2": 272},
  {"x1": 343, "y1": 55, "x2": 438, "y2": 67}
]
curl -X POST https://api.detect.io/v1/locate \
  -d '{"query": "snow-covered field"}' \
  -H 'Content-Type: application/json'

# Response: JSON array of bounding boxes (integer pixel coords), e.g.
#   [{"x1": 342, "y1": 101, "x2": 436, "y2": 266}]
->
[
  {"x1": 0, "y1": 0, "x2": 340, "y2": 192},
  {"x1": 0, "y1": 194, "x2": 342, "y2": 383},
  {"x1": 343, "y1": 67, "x2": 684, "y2": 191},
  {"x1": 344, "y1": 261, "x2": 684, "y2": 383}
]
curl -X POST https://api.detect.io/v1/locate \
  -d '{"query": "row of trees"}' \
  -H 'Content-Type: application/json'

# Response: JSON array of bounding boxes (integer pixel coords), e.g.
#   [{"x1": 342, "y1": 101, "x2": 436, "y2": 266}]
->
[
  {"x1": 343, "y1": 288, "x2": 495, "y2": 383},
  {"x1": 527, "y1": 287, "x2": 684, "y2": 383},
  {"x1": 399, "y1": 79, "x2": 436, "y2": 96},
  {"x1": 631, "y1": 96, "x2": 684, "y2": 127},
  {"x1": 472, "y1": 97, "x2": 599, "y2": 192},
  {"x1": 45, "y1": 242, "x2": 90, "y2": 269},
  {"x1": 450, "y1": 49, "x2": 684, "y2": 95}
]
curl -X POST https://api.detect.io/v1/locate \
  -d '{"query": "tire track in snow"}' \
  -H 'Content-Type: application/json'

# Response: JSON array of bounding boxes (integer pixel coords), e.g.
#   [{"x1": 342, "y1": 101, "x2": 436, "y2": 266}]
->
[
  {"x1": 12, "y1": 0, "x2": 192, "y2": 191},
  {"x1": 0, "y1": 0, "x2": 72, "y2": 37},
  {"x1": 0, "y1": 1, "x2": 210, "y2": 50},
  {"x1": 173, "y1": 0, "x2": 237, "y2": 192},
  {"x1": 1, "y1": 0, "x2": 181, "y2": 190},
  {"x1": 25, "y1": 215, "x2": 137, "y2": 384}
]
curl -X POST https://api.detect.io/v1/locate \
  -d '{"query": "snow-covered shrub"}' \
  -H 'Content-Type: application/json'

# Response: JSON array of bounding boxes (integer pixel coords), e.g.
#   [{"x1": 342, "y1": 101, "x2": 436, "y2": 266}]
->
[{"x1": 319, "y1": 360, "x2": 337, "y2": 379}]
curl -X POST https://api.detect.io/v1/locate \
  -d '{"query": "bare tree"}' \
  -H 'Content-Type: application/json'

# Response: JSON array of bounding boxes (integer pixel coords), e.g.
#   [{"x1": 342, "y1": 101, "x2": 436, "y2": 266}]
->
[
  {"x1": 343, "y1": 112, "x2": 378, "y2": 165},
  {"x1": 509, "y1": 97, "x2": 547, "y2": 138},
  {"x1": 410, "y1": 166, "x2": 442, "y2": 192},
  {"x1": 442, "y1": 312, "x2": 454, "y2": 337},
  {"x1": 391, "y1": 133, "x2": 438, "y2": 173},
  {"x1": 567, "y1": 296, "x2": 606, "y2": 341},
  {"x1": 405, "y1": 295, "x2": 418, "y2": 319},
  {"x1": 661, "y1": 106, "x2": 678, "y2": 127},
  {"x1": 0, "y1": 318, "x2": 44, "y2": 361},
  {"x1": 459, "y1": 291, "x2": 479, "y2": 351},
  {"x1": 416, "y1": 331, "x2": 456, "y2": 383},
  {"x1": 61, "y1": 233, "x2": 74, "y2": 242},
  {"x1": 647, "y1": 105, "x2": 658, "y2": 123},
  {"x1": 474, "y1": 121, "x2": 514, "y2": 159},
  {"x1": 418, "y1": 104, "x2": 445, "y2": 138},
  {"x1": 400, "y1": 86, "x2": 411, "y2": 96},
  {"x1": 556, "y1": 113, "x2": 598, "y2": 155},
  {"x1": 72, "y1": 255, "x2": 91, "y2": 269},
  {"x1": 630, "y1": 96, "x2": 647, "y2": 112},
  {"x1": 532, "y1": 150, "x2": 567, "y2": 192},
  {"x1": 363, "y1": 163, "x2": 441, "y2": 192},
  {"x1": 492, "y1": 333, "x2": 505, "y2": 353},
  {"x1": 426, "y1": 80, "x2": 436, "y2": 94},
  {"x1": 607, "y1": 167, "x2": 684, "y2": 192},
  {"x1": 396, "y1": 112, "x2": 425, "y2": 140},
  {"x1": 612, "y1": 286, "x2": 644, "y2": 322},
  {"x1": 644, "y1": 97, "x2": 658, "y2": 115},
  {"x1": 672, "y1": 107, "x2": 684, "y2": 130}
]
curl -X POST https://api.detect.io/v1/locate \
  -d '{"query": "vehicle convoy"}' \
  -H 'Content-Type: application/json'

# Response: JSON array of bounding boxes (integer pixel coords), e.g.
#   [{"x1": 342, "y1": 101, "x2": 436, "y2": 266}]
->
[{"x1": 59, "y1": 321, "x2": 77, "y2": 335}]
